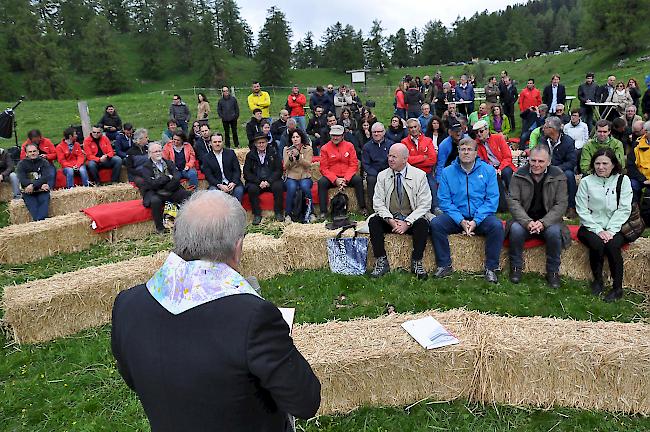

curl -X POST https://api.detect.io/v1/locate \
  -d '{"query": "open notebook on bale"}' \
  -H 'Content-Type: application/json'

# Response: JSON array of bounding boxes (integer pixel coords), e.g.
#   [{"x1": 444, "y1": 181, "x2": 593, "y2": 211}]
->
[{"x1": 401, "y1": 316, "x2": 460, "y2": 349}]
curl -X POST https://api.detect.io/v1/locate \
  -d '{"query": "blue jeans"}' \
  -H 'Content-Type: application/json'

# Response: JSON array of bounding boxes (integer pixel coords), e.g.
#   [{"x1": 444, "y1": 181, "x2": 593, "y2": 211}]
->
[
  {"x1": 395, "y1": 108, "x2": 407, "y2": 120},
  {"x1": 4, "y1": 172, "x2": 21, "y2": 198},
  {"x1": 430, "y1": 213, "x2": 504, "y2": 270},
  {"x1": 62, "y1": 166, "x2": 89, "y2": 188},
  {"x1": 292, "y1": 116, "x2": 306, "y2": 131},
  {"x1": 285, "y1": 178, "x2": 313, "y2": 215},
  {"x1": 500, "y1": 166, "x2": 513, "y2": 190},
  {"x1": 23, "y1": 191, "x2": 50, "y2": 221},
  {"x1": 426, "y1": 172, "x2": 438, "y2": 210},
  {"x1": 508, "y1": 222, "x2": 562, "y2": 273},
  {"x1": 208, "y1": 184, "x2": 244, "y2": 202},
  {"x1": 179, "y1": 168, "x2": 199, "y2": 189},
  {"x1": 563, "y1": 169, "x2": 576, "y2": 209},
  {"x1": 87, "y1": 156, "x2": 123, "y2": 183}
]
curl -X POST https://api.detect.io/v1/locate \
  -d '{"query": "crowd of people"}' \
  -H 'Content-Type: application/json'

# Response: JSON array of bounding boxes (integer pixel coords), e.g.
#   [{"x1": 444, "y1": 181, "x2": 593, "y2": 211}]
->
[{"x1": 2, "y1": 73, "x2": 649, "y2": 300}]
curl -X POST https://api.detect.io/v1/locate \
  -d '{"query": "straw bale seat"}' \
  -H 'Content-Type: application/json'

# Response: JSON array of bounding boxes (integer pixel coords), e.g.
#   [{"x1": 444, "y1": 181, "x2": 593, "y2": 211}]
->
[{"x1": 0, "y1": 182, "x2": 12, "y2": 202}]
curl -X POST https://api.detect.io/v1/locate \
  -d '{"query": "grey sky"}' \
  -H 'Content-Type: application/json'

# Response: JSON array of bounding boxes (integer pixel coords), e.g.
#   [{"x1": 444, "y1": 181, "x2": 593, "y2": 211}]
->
[{"x1": 237, "y1": 1, "x2": 524, "y2": 43}]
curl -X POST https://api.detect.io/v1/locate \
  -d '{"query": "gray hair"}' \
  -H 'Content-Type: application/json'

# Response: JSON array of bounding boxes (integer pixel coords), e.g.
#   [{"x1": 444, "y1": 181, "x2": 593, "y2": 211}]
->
[
  {"x1": 530, "y1": 143, "x2": 552, "y2": 159},
  {"x1": 148, "y1": 141, "x2": 162, "y2": 153},
  {"x1": 545, "y1": 116, "x2": 563, "y2": 133},
  {"x1": 538, "y1": 103, "x2": 548, "y2": 113},
  {"x1": 286, "y1": 117, "x2": 297, "y2": 127},
  {"x1": 371, "y1": 122, "x2": 385, "y2": 132},
  {"x1": 134, "y1": 128, "x2": 148, "y2": 144},
  {"x1": 280, "y1": 109, "x2": 289, "y2": 116},
  {"x1": 173, "y1": 190, "x2": 247, "y2": 262},
  {"x1": 644, "y1": 120, "x2": 650, "y2": 132}
]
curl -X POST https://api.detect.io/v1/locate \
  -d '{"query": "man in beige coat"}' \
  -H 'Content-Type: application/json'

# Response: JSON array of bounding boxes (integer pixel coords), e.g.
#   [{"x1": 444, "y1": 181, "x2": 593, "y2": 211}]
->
[{"x1": 369, "y1": 143, "x2": 432, "y2": 279}]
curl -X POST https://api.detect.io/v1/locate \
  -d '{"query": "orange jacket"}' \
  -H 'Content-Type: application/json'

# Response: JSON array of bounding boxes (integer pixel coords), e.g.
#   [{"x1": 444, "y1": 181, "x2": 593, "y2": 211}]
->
[
  {"x1": 20, "y1": 137, "x2": 57, "y2": 162},
  {"x1": 518, "y1": 87, "x2": 542, "y2": 112},
  {"x1": 83, "y1": 135, "x2": 115, "y2": 162},
  {"x1": 319, "y1": 140, "x2": 358, "y2": 182},
  {"x1": 401, "y1": 134, "x2": 437, "y2": 174},
  {"x1": 56, "y1": 139, "x2": 86, "y2": 168},
  {"x1": 287, "y1": 93, "x2": 307, "y2": 116},
  {"x1": 476, "y1": 134, "x2": 515, "y2": 172},
  {"x1": 162, "y1": 141, "x2": 197, "y2": 170}
]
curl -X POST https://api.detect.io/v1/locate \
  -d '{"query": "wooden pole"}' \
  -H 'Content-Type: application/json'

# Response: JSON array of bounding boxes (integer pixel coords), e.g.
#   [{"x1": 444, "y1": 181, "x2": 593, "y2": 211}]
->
[{"x1": 77, "y1": 101, "x2": 91, "y2": 138}]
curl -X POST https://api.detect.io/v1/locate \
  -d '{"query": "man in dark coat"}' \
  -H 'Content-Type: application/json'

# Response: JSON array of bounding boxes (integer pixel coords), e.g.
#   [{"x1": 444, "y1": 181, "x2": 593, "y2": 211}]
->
[
  {"x1": 139, "y1": 142, "x2": 191, "y2": 233},
  {"x1": 243, "y1": 131, "x2": 284, "y2": 224},
  {"x1": 542, "y1": 74, "x2": 566, "y2": 115},
  {"x1": 498, "y1": 76, "x2": 518, "y2": 129},
  {"x1": 112, "y1": 190, "x2": 321, "y2": 432},
  {"x1": 217, "y1": 86, "x2": 240, "y2": 148},
  {"x1": 202, "y1": 133, "x2": 244, "y2": 202},
  {"x1": 541, "y1": 116, "x2": 577, "y2": 219}
]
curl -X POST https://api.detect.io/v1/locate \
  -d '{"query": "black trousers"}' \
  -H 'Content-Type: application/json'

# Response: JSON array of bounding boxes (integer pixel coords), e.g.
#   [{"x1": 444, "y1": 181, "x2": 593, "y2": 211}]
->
[
  {"x1": 366, "y1": 175, "x2": 378, "y2": 212},
  {"x1": 577, "y1": 226, "x2": 625, "y2": 290},
  {"x1": 222, "y1": 119, "x2": 240, "y2": 148},
  {"x1": 368, "y1": 215, "x2": 429, "y2": 260},
  {"x1": 503, "y1": 103, "x2": 516, "y2": 129},
  {"x1": 317, "y1": 174, "x2": 366, "y2": 214},
  {"x1": 246, "y1": 180, "x2": 284, "y2": 216},
  {"x1": 149, "y1": 189, "x2": 191, "y2": 231}
]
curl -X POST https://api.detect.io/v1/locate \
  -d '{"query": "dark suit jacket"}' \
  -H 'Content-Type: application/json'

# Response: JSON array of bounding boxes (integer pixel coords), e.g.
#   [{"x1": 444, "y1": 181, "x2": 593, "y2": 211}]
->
[
  {"x1": 243, "y1": 149, "x2": 283, "y2": 185},
  {"x1": 545, "y1": 133, "x2": 576, "y2": 173},
  {"x1": 542, "y1": 84, "x2": 566, "y2": 111},
  {"x1": 202, "y1": 148, "x2": 242, "y2": 187},
  {"x1": 140, "y1": 158, "x2": 183, "y2": 206},
  {"x1": 112, "y1": 285, "x2": 321, "y2": 432},
  {"x1": 194, "y1": 137, "x2": 212, "y2": 169}
]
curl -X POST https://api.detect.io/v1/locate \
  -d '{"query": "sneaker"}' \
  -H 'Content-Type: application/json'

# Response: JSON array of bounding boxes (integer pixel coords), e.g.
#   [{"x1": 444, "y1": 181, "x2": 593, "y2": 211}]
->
[
  {"x1": 546, "y1": 272, "x2": 561, "y2": 289},
  {"x1": 484, "y1": 269, "x2": 498, "y2": 283},
  {"x1": 565, "y1": 207, "x2": 578, "y2": 219},
  {"x1": 411, "y1": 259, "x2": 428, "y2": 280},
  {"x1": 590, "y1": 280, "x2": 604, "y2": 296},
  {"x1": 275, "y1": 213, "x2": 284, "y2": 222},
  {"x1": 509, "y1": 267, "x2": 523, "y2": 284},
  {"x1": 252, "y1": 215, "x2": 262, "y2": 225},
  {"x1": 604, "y1": 288, "x2": 623, "y2": 302},
  {"x1": 433, "y1": 265, "x2": 453, "y2": 278},
  {"x1": 370, "y1": 256, "x2": 390, "y2": 278},
  {"x1": 284, "y1": 215, "x2": 293, "y2": 223}
]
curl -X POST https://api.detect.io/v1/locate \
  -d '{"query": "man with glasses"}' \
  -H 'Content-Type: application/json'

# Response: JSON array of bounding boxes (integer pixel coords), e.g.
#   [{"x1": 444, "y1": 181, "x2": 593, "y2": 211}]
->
[
  {"x1": 169, "y1": 95, "x2": 191, "y2": 134},
  {"x1": 551, "y1": 104, "x2": 571, "y2": 125},
  {"x1": 84, "y1": 125, "x2": 123, "y2": 184},
  {"x1": 217, "y1": 86, "x2": 240, "y2": 148},
  {"x1": 401, "y1": 119, "x2": 438, "y2": 212},
  {"x1": 430, "y1": 137, "x2": 503, "y2": 283},
  {"x1": 361, "y1": 122, "x2": 394, "y2": 212}
]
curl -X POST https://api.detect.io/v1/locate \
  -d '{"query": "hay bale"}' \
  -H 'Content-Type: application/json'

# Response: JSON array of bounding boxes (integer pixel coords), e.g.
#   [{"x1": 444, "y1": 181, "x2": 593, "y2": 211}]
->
[
  {"x1": 0, "y1": 213, "x2": 104, "y2": 264},
  {"x1": 7, "y1": 199, "x2": 31, "y2": 225},
  {"x1": 9, "y1": 186, "x2": 100, "y2": 225},
  {"x1": 95, "y1": 183, "x2": 141, "y2": 204},
  {"x1": 234, "y1": 148, "x2": 249, "y2": 166},
  {"x1": 109, "y1": 220, "x2": 156, "y2": 242},
  {"x1": 327, "y1": 187, "x2": 361, "y2": 212},
  {"x1": 239, "y1": 233, "x2": 287, "y2": 280},
  {"x1": 310, "y1": 162, "x2": 322, "y2": 181},
  {"x1": 0, "y1": 182, "x2": 13, "y2": 202},
  {"x1": 1, "y1": 252, "x2": 167, "y2": 344}
]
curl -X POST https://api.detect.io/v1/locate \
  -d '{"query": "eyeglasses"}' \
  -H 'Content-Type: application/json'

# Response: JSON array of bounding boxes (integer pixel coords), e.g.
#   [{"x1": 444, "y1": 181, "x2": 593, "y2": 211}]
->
[{"x1": 92, "y1": 131, "x2": 101, "y2": 134}]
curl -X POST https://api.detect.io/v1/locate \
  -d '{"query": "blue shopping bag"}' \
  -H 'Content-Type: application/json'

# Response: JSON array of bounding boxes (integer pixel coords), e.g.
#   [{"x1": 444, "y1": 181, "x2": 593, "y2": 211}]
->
[{"x1": 327, "y1": 225, "x2": 368, "y2": 275}]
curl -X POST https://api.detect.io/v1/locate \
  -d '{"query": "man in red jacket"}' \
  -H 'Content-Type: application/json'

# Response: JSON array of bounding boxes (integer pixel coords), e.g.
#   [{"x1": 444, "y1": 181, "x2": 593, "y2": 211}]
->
[
  {"x1": 317, "y1": 124, "x2": 367, "y2": 220},
  {"x1": 474, "y1": 119, "x2": 515, "y2": 211},
  {"x1": 287, "y1": 85, "x2": 307, "y2": 131},
  {"x1": 84, "y1": 125, "x2": 123, "y2": 184},
  {"x1": 519, "y1": 78, "x2": 542, "y2": 138},
  {"x1": 401, "y1": 118, "x2": 439, "y2": 212},
  {"x1": 56, "y1": 127, "x2": 90, "y2": 188}
]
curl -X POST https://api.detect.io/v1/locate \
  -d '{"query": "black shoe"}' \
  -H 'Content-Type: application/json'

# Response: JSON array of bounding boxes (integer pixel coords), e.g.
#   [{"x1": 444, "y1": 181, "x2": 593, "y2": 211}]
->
[
  {"x1": 275, "y1": 212, "x2": 284, "y2": 222},
  {"x1": 484, "y1": 269, "x2": 498, "y2": 284},
  {"x1": 411, "y1": 259, "x2": 428, "y2": 280},
  {"x1": 510, "y1": 267, "x2": 523, "y2": 284},
  {"x1": 604, "y1": 288, "x2": 623, "y2": 302},
  {"x1": 360, "y1": 208, "x2": 369, "y2": 217},
  {"x1": 370, "y1": 256, "x2": 390, "y2": 277},
  {"x1": 590, "y1": 280, "x2": 604, "y2": 296},
  {"x1": 433, "y1": 265, "x2": 453, "y2": 278},
  {"x1": 546, "y1": 272, "x2": 561, "y2": 289},
  {"x1": 252, "y1": 215, "x2": 262, "y2": 225}
]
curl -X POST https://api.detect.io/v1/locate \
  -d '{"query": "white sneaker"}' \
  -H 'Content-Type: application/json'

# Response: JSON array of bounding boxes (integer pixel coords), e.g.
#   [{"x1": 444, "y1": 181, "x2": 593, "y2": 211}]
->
[{"x1": 284, "y1": 215, "x2": 292, "y2": 223}]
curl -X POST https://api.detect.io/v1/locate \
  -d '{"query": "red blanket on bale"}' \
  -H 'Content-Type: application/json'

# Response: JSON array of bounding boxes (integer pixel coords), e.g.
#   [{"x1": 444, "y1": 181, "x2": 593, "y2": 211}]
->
[
  {"x1": 241, "y1": 183, "x2": 321, "y2": 211},
  {"x1": 82, "y1": 200, "x2": 152, "y2": 233}
]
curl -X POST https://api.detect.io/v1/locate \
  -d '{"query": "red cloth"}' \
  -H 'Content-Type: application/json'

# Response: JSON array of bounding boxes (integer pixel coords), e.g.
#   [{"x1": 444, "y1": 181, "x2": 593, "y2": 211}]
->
[
  {"x1": 20, "y1": 138, "x2": 58, "y2": 162},
  {"x1": 83, "y1": 135, "x2": 115, "y2": 162},
  {"x1": 55, "y1": 168, "x2": 113, "y2": 188},
  {"x1": 82, "y1": 199, "x2": 152, "y2": 233},
  {"x1": 401, "y1": 134, "x2": 437, "y2": 174},
  {"x1": 319, "y1": 140, "x2": 358, "y2": 183},
  {"x1": 287, "y1": 93, "x2": 307, "y2": 116},
  {"x1": 502, "y1": 223, "x2": 579, "y2": 248},
  {"x1": 476, "y1": 134, "x2": 515, "y2": 172}
]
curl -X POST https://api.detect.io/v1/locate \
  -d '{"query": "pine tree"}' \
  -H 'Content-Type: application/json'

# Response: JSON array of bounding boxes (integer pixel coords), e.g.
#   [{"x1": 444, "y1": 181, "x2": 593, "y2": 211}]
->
[
  {"x1": 216, "y1": 0, "x2": 249, "y2": 56},
  {"x1": 366, "y1": 20, "x2": 387, "y2": 72},
  {"x1": 420, "y1": 20, "x2": 450, "y2": 66},
  {"x1": 408, "y1": 28, "x2": 422, "y2": 65},
  {"x1": 83, "y1": 15, "x2": 129, "y2": 94},
  {"x1": 390, "y1": 29, "x2": 410, "y2": 67},
  {"x1": 255, "y1": 6, "x2": 292, "y2": 85},
  {"x1": 102, "y1": 0, "x2": 131, "y2": 33}
]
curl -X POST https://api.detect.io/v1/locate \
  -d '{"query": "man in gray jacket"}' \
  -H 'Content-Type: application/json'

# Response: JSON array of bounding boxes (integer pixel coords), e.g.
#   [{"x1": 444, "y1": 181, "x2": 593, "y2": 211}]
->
[
  {"x1": 169, "y1": 94, "x2": 191, "y2": 134},
  {"x1": 506, "y1": 144, "x2": 571, "y2": 288},
  {"x1": 369, "y1": 143, "x2": 432, "y2": 280},
  {"x1": 217, "y1": 86, "x2": 240, "y2": 148}
]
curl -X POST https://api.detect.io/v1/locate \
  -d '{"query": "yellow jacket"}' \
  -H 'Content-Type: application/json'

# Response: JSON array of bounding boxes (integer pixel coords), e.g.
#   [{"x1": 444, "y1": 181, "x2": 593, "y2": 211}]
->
[
  {"x1": 247, "y1": 91, "x2": 271, "y2": 118},
  {"x1": 633, "y1": 135, "x2": 650, "y2": 180}
]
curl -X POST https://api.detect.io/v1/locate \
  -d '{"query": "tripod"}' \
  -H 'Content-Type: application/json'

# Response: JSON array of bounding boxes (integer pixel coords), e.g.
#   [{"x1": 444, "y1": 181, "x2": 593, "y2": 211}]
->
[{"x1": 0, "y1": 97, "x2": 25, "y2": 161}]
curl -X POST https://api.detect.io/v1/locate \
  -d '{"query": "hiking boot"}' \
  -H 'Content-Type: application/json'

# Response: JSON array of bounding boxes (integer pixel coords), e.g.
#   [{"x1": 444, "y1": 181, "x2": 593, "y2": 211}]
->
[
  {"x1": 411, "y1": 259, "x2": 428, "y2": 280},
  {"x1": 370, "y1": 256, "x2": 390, "y2": 278},
  {"x1": 590, "y1": 279, "x2": 604, "y2": 296},
  {"x1": 604, "y1": 288, "x2": 623, "y2": 302},
  {"x1": 252, "y1": 215, "x2": 262, "y2": 225},
  {"x1": 433, "y1": 265, "x2": 453, "y2": 278},
  {"x1": 565, "y1": 207, "x2": 578, "y2": 220},
  {"x1": 484, "y1": 269, "x2": 498, "y2": 284},
  {"x1": 546, "y1": 272, "x2": 561, "y2": 289},
  {"x1": 510, "y1": 267, "x2": 523, "y2": 284}
]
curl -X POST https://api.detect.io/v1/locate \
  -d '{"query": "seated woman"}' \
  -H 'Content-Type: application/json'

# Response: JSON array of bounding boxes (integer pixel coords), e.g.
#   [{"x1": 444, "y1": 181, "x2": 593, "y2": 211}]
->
[
  {"x1": 162, "y1": 131, "x2": 199, "y2": 190},
  {"x1": 16, "y1": 143, "x2": 54, "y2": 221},
  {"x1": 338, "y1": 107, "x2": 357, "y2": 132},
  {"x1": 425, "y1": 115, "x2": 448, "y2": 151},
  {"x1": 354, "y1": 120, "x2": 372, "y2": 158},
  {"x1": 385, "y1": 116, "x2": 407, "y2": 143},
  {"x1": 489, "y1": 104, "x2": 511, "y2": 137},
  {"x1": 283, "y1": 129, "x2": 315, "y2": 223},
  {"x1": 576, "y1": 148, "x2": 632, "y2": 302}
]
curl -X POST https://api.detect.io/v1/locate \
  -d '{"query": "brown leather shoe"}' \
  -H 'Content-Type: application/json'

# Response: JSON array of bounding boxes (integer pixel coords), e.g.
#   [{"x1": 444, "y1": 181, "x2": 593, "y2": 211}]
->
[{"x1": 565, "y1": 207, "x2": 578, "y2": 220}]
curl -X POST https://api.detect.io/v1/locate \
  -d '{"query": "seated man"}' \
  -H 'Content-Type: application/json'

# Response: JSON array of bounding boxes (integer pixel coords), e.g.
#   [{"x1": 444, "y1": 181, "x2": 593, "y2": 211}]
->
[
  {"x1": 361, "y1": 122, "x2": 394, "y2": 212},
  {"x1": 140, "y1": 142, "x2": 191, "y2": 233},
  {"x1": 627, "y1": 120, "x2": 650, "y2": 202},
  {"x1": 270, "y1": 109, "x2": 289, "y2": 144},
  {"x1": 468, "y1": 102, "x2": 489, "y2": 127},
  {"x1": 202, "y1": 133, "x2": 244, "y2": 202},
  {"x1": 84, "y1": 125, "x2": 123, "y2": 184},
  {"x1": 369, "y1": 143, "x2": 432, "y2": 280},
  {"x1": 506, "y1": 144, "x2": 570, "y2": 288},
  {"x1": 125, "y1": 128, "x2": 150, "y2": 185},
  {"x1": 161, "y1": 119, "x2": 177, "y2": 146},
  {"x1": 579, "y1": 119, "x2": 624, "y2": 175},
  {"x1": 0, "y1": 146, "x2": 21, "y2": 199},
  {"x1": 162, "y1": 131, "x2": 199, "y2": 190},
  {"x1": 193, "y1": 123, "x2": 213, "y2": 169},
  {"x1": 317, "y1": 125, "x2": 368, "y2": 219},
  {"x1": 243, "y1": 131, "x2": 284, "y2": 225},
  {"x1": 99, "y1": 104, "x2": 122, "y2": 141},
  {"x1": 541, "y1": 116, "x2": 577, "y2": 218},
  {"x1": 16, "y1": 143, "x2": 54, "y2": 221},
  {"x1": 56, "y1": 127, "x2": 89, "y2": 188},
  {"x1": 111, "y1": 191, "x2": 321, "y2": 432},
  {"x1": 401, "y1": 118, "x2": 438, "y2": 212},
  {"x1": 20, "y1": 129, "x2": 57, "y2": 189},
  {"x1": 550, "y1": 103, "x2": 571, "y2": 125},
  {"x1": 114, "y1": 123, "x2": 134, "y2": 159},
  {"x1": 430, "y1": 137, "x2": 503, "y2": 283}
]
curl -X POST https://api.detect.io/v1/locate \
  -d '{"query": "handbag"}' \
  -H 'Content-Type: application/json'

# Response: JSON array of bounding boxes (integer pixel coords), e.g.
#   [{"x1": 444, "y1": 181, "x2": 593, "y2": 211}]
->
[
  {"x1": 616, "y1": 175, "x2": 646, "y2": 243},
  {"x1": 327, "y1": 225, "x2": 368, "y2": 275}
]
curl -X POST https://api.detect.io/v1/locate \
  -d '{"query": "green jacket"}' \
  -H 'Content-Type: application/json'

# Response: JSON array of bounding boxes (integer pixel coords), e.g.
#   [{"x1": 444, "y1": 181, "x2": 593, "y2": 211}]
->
[
  {"x1": 579, "y1": 137, "x2": 625, "y2": 174},
  {"x1": 528, "y1": 126, "x2": 542, "y2": 148},
  {"x1": 489, "y1": 114, "x2": 511, "y2": 137},
  {"x1": 576, "y1": 173, "x2": 632, "y2": 235}
]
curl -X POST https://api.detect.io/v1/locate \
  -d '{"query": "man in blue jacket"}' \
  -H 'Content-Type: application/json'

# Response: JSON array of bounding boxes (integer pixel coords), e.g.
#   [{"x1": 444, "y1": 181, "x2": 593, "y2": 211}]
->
[
  {"x1": 361, "y1": 122, "x2": 394, "y2": 211},
  {"x1": 430, "y1": 137, "x2": 504, "y2": 283}
]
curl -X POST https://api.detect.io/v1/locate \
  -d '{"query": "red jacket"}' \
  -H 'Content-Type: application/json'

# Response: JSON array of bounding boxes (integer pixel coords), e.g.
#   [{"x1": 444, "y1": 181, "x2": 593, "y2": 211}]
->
[
  {"x1": 319, "y1": 140, "x2": 358, "y2": 182},
  {"x1": 401, "y1": 134, "x2": 437, "y2": 174},
  {"x1": 20, "y1": 138, "x2": 57, "y2": 162},
  {"x1": 476, "y1": 134, "x2": 515, "y2": 172},
  {"x1": 56, "y1": 139, "x2": 86, "y2": 169},
  {"x1": 83, "y1": 135, "x2": 115, "y2": 162},
  {"x1": 287, "y1": 93, "x2": 307, "y2": 117},
  {"x1": 518, "y1": 87, "x2": 542, "y2": 112},
  {"x1": 395, "y1": 90, "x2": 407, "y2": 109},
  {"x1": 162, "y1": 141, "x2": 197, "y2": 170}
]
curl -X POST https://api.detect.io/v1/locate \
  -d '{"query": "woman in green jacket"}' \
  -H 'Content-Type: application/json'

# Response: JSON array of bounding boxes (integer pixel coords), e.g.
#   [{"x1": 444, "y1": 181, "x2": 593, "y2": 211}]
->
[
  {"x1": 576, "y1": 148, "x2": 632, "y2": 301},
  {"x1": 488, "y1": 104, "x2": 511, "y2": 138}
]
